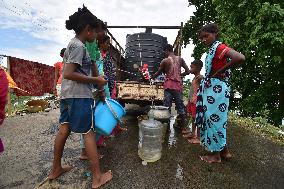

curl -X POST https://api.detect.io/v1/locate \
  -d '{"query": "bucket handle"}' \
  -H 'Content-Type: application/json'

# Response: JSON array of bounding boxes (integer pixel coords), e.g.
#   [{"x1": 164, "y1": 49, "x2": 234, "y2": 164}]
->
[{"x1": 105, "y1": 99, "x2": 123, "y2": 126}]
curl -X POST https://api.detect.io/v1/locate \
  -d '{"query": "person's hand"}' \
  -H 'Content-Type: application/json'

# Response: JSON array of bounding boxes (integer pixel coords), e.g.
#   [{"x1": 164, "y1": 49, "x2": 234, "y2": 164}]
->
[
  {"x1": 95, "y1": 76, "x2": 107, "y2": 87},
  {"x1": 99, "y1": 90, "x2": 106, "y2": 103},
  {"x1": 211, "y1": 71, "x2": 218, "y2": 78}
]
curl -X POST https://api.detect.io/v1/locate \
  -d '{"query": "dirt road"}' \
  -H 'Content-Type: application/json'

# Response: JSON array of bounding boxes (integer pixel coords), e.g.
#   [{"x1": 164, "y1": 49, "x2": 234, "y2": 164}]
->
[{"x1": 0, "y1": 108, "x2": 283, "y2": 189}]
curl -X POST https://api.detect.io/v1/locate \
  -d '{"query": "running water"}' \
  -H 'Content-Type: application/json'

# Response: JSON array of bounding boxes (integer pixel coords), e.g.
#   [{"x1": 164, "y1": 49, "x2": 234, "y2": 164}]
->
[
  {"x1": 175, "y1": 164, "x2": 184, "y2": 181},
  {"x1": 168, "y1": 116, "x2": 177, "y2": 148},
  {"x1": 149, "y1": 79, "x2": 155, "y2": 107}
]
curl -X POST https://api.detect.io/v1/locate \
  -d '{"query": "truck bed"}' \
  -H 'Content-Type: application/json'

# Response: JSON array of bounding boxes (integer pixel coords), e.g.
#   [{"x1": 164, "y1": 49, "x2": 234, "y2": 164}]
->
[{"x1": 117, "y1": 81, "x2": 164, "y2": 105}]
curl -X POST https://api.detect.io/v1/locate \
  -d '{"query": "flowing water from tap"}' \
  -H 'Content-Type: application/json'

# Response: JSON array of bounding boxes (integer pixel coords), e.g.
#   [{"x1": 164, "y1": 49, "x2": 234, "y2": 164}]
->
[
  {"x1": 175, "y1": 164, "x2": 184, "y2": 180},
  {"x1": 168, "y1": 115, "x2": 177, "y2": 148}
]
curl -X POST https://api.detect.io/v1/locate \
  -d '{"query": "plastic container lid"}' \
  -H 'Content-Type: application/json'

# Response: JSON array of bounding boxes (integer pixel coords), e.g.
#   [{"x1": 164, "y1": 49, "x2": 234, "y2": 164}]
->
[
  {"x1": 150, "y1": 106, "x2": 169, "y2": 110},
  {"x1": 139, "y1": 119, "x2": 163, "y2": 129}
]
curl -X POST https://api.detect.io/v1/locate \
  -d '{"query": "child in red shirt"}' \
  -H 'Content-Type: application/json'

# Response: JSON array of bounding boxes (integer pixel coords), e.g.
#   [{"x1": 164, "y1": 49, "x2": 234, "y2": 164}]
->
[{"x1": 53, "y1": 48, "x2": 66, "y2": 97}]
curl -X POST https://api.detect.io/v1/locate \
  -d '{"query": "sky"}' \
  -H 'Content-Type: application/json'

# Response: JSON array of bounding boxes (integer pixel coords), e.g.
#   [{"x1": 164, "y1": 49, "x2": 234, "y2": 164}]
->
[{"x1": 0, "y1": 0, "x2": 205, "y2": 78}]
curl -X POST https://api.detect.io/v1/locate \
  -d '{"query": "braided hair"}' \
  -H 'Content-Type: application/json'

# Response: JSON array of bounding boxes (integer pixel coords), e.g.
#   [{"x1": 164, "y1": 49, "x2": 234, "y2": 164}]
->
[{"x1": 65, "y1": 5, "x2": 99, "y2": 35}]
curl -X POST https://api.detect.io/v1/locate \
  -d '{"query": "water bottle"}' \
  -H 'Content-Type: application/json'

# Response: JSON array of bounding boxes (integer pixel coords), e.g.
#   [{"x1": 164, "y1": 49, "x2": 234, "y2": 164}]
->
[{"x1": 138, "y1": 117, "x2": 164, "y2": 163}]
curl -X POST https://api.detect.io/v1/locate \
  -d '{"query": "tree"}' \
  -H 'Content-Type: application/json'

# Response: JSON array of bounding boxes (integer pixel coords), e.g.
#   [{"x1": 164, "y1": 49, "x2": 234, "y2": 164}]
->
[
  {"x1": 182, "y1": 0, "x2": 217, "y2": 59},
  {"x1": 183, "y1": 0, "x2": 284, "y2": 124},
  {"x1": 183, "y1": 79, "x2": 192, "y2": 98}
]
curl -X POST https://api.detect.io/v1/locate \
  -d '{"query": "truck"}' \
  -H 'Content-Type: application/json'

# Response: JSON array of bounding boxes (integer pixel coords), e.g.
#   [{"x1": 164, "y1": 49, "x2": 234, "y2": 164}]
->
[{"x1": 105, "y1": 24, "x2": 184, "y2": 107}]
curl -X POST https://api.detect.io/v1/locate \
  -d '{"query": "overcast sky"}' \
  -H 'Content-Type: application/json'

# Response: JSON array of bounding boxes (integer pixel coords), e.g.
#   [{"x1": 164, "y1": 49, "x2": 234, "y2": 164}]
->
[{"x1": 0, "y1": 0, "x2": 205, "y2": 78}]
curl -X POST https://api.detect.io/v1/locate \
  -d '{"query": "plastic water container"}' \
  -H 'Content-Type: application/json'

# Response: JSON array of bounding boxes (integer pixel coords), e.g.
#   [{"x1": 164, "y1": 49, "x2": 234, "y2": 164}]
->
[
  {"x1": 138, "y1": 118, "x2": 164, "y2": 162},
  {"x1": 95, "y1": 98, "x2": 126, "y2": 135}
]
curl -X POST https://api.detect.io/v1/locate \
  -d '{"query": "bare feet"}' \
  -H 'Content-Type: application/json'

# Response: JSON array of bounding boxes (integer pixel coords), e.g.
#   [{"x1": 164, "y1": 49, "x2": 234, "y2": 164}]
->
[
  {"x1": 181, "y1": 129, "x2": 190, "y2": 134},
  {"x1": 92, "y1": 170, "x2": 113, "y2": 189},
  {"x1": 97, "y1": 142, "x2": 107, "y2": 148},
  {"x1": 79, "y1": 154, "x2": 89, "y2": 160},
  {"x1": 199, "y1": 155, "x2": 221, "y2": 163},
  {"x1": 220, "y1": 152, "x2": 232, "y2": 160},
  {"x1": 119, "y1": 127, "x2": 128, "y2": 131},
  {"x1": 48, "y1": 165, "x2": 72, "y2": 180},
  {"x1": 182, "y1": 133, "x2": 194, "y2": 139},
  {"x1": 187, "y1": 138, "x2": 200, "y2": 144}
]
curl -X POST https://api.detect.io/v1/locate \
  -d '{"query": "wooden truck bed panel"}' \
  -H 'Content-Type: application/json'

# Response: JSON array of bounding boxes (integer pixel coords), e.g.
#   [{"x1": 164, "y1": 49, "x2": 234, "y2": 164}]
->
[{"x1": 117, "y1": 82, "x2": 164, "y2": 101}]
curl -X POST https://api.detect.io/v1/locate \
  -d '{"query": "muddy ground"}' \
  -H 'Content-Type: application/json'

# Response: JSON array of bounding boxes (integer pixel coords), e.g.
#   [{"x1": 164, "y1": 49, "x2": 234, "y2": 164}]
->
[{"x1": 0, "y1": 106, "x2": 283, "y2": 189}]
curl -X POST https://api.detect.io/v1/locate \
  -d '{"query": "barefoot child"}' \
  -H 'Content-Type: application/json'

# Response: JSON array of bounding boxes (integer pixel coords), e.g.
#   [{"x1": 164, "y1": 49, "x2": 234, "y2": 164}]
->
[
  {"x1": 195, "y1": 23, "x2": 245, "y2": 163},
  {"x1": 48, "y1": 6, "x2": 112, "y2": 188},
  {"x1": 184, "y1": 60, "x2": 203, "y2": 144}
]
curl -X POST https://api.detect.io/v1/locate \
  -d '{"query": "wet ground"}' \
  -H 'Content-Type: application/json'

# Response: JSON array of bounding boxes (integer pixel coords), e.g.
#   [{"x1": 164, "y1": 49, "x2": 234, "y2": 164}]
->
[{"x1": 0, "y1": 106, "x2": 283, "y2": 189}]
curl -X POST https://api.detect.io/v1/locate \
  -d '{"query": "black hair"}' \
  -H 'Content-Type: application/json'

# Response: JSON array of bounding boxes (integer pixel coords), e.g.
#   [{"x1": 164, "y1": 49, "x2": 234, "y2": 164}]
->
[
  {"x1": 60, "y1": 48, "x2": 66, "y2": 57},
  {"x1": 98, "y1": 20, "x2": 107, "y2": 31},
  {"x1": 199, "y1": 23, "x2": 219, "y2": 37},
  {"x1": 164, "y1": 44, "x2": 173, "y2": 52},
  {"x1": 191, "y1": 59, "x2": 203, "y2": 69},
  {"x1": 98, "y1": 35, "x2": 110, "y2": 45},
  {"x1": 65, "y1": 5, "x2": 99, "y2": 34}
]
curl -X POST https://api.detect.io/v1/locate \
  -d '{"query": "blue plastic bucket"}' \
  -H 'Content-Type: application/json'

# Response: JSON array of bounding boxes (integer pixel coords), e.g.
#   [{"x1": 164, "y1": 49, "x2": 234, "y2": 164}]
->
[{"x1": 95, "y1": 98, "x2": 126, "y2": 135}]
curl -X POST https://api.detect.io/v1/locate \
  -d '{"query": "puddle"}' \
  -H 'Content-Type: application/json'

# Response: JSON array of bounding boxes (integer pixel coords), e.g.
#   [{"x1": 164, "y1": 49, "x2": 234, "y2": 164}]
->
[
  {"x1": 175, "y1": 164, "x2": 183, "y2": 180},
  {"x1": 168, "y1": 116, "x2": 177, "y2": 148}
]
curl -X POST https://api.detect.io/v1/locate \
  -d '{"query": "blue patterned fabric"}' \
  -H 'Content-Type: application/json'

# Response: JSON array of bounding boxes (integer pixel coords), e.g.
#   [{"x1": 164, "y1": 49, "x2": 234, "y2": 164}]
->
[{"x1": 195, "y1": 41, "x2": 231, "y2": 152}]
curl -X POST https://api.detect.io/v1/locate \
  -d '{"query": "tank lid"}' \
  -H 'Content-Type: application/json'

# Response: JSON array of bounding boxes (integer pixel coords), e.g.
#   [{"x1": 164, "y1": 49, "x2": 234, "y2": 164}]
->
[
  {"x1": 145, "y1": 28, "x2": 152, "y2": 33},
  {"x1": 140, "y1": 119, "x2": 163, "y2": 128}
]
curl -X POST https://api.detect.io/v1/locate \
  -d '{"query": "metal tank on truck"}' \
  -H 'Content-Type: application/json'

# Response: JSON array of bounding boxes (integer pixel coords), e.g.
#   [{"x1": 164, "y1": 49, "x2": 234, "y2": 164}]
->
[
  {"x1": 105, "y1": 24, "x2": 183, "y2": 107},
  {"x1": 117, "y1": 29, "x2": 168, "y2": 106}
]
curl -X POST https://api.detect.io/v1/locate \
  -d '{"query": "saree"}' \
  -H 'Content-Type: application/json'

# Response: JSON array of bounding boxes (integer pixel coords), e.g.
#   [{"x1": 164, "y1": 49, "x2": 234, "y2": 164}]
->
[{"x1": 195, "y1": 41, "x2": 231, "y2": 152}]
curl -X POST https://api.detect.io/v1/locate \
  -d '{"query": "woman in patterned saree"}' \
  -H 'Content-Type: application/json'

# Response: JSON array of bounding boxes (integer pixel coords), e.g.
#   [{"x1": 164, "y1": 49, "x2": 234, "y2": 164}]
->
[{"x1": 195, "y1": 23, "x2": 245, "y2": 163}]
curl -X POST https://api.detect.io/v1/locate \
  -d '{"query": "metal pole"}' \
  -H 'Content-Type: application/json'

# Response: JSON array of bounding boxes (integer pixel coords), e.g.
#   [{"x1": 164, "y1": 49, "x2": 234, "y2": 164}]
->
[
  {"x1": 107, "y1": 25, "x2": 182, "y2": 29},
  {"x1": 106, "y1": 29, "x2": 125, "y2": 54},
  {"x1": 178, "y1": 22, "x2": 184, "y2": 56}
]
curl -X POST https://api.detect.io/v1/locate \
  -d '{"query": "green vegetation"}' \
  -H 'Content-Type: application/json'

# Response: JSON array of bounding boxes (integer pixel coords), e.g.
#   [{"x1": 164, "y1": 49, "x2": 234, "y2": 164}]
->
[
  {"x1": 183, "y1": 79, "x2": 192, "y2": 98},
  {"x1": 183, "y1": 0, "x2": 284, "y2": 125},
  {"x1": 7, "y1": 93, "x2": 32, "y2": 114},
  {"x1": 229, "y1": 113, "x2": 284, "y2": 145}
]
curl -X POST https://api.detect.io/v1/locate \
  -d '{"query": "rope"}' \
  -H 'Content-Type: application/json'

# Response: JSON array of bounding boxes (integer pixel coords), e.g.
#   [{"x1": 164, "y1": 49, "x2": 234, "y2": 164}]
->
[
  {"x1": 114, "y1": 68, "x2": 140, "y2": 77},
  {"x1": 105, "y1": 99, "x2": 123, "y2": 126}
]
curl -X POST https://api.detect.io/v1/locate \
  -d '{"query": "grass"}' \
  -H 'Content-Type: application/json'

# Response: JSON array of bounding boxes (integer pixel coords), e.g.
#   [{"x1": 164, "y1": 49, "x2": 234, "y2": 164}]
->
[
  {"x1": 229, "y1": 112, "x2": 284, "y2": 145},
  {"x1": 6, "y1": 94, "x2": 32, "y2": 115}
]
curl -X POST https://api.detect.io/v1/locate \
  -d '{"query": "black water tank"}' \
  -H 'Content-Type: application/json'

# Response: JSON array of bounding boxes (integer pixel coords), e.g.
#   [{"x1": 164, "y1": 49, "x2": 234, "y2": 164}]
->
[{"x1": 124, "y1": 32, "x2": 167, "y2": 81}]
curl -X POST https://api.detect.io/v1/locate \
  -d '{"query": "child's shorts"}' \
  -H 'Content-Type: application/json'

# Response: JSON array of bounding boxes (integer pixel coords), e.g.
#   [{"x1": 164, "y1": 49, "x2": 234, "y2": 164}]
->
[
  {"x1": 59, "y1": 98, "x2": 95, "y2": 133},
  {"x1": 186, "y1": 102, "x2": 196, "y2": 119}
]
